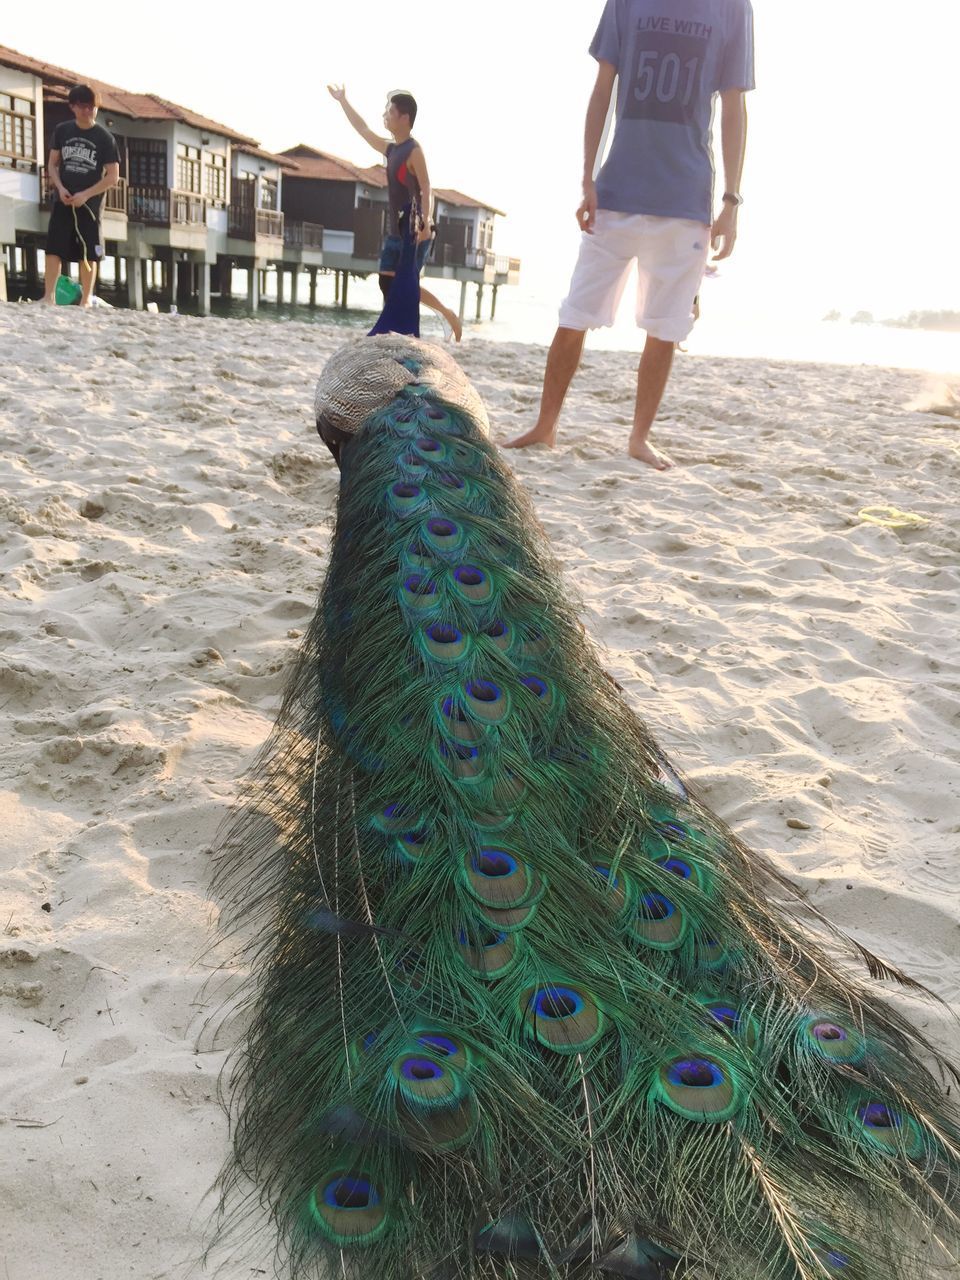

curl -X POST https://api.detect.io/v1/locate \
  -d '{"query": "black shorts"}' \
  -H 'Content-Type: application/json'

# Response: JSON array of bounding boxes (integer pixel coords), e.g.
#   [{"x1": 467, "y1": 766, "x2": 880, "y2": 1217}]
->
[{"x1": 46, "y1": 199, "x2": 104, "y2": 265}]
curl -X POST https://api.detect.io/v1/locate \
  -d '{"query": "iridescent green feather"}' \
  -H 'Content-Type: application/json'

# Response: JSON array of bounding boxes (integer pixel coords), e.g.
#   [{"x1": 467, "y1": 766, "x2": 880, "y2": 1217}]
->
[{"x1": 212, "y1": 343, "x2": 960, "y2": 1280}]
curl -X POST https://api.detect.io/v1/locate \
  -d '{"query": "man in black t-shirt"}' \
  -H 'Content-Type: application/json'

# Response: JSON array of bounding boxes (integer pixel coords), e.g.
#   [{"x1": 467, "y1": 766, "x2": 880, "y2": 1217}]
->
[{"x1": 41, "y1": 84, "x2": 120, "y2": 307}]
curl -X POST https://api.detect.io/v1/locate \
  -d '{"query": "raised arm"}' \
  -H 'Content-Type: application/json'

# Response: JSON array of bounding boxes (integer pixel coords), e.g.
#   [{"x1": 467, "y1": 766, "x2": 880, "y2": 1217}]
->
[
  {"x1": 711, "y1": 89, "x2": 748, "y2": 260},
  {"x1": 327, "y1": 84, "x2": 390, "y2": 156},
  {"x1": 577, "y1": 60, "x2": 617, "y2": 234},
  {"x1": 407, "y1": 145, "x2": 433, "y2": 241}
]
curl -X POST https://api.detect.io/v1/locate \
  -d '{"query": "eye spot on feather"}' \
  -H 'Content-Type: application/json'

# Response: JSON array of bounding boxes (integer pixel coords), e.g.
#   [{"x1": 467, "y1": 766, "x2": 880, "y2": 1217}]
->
[
  {"x1": 657, "y1": 856, "x2": 693, "y2": 879},
  {"x1": 429, "y1": 623, "x2": 461, "y2": 644}
]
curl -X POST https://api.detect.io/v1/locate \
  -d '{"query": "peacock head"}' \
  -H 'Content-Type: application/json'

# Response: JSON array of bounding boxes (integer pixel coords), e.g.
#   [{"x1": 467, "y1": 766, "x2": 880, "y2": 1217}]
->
[{"x1": 314, "y1": 335, "x2": 489, "y2": 466}]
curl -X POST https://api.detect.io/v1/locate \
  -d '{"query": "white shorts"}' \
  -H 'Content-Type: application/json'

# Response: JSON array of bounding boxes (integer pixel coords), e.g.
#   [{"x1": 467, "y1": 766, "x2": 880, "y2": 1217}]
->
[{"x1": 558, "y1": 210, "x2": 710, "y2": 342}]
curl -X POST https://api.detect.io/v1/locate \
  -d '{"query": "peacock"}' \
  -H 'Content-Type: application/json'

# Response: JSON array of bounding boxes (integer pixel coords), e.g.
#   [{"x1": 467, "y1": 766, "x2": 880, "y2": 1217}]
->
[{"x1": 212, "y1": 334, "x2": 960, "y2": 1280}]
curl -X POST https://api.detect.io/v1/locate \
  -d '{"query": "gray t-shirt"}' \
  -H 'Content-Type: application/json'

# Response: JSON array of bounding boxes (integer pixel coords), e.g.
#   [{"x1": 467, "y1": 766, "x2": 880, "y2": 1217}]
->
[{"x1": 590, "y1": 0, "x2": 755, "y2": 224}]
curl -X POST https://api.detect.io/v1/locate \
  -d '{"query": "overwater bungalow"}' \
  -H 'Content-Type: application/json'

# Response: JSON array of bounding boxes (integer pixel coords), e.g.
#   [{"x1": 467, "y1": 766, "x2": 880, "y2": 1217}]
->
[
  {"x1": 0, "y1": 44, "x2": 519, "y2": 318},
  {"x1": 279, "y1": 144, "x2": 520, "y2": 318}
]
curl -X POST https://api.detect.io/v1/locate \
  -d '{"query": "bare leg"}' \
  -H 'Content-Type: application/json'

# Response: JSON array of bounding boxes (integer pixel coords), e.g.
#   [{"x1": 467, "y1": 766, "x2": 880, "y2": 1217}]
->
[
  {"x1": 628, "y1": 335, "x2": 675, "y2": 470},
  {"x1": 79, "y1": 259, "x2": 98, "y2": 308},
  {"x1": 41, "y1": 253, "x2": 62, "y2": 303},
  {"x1": 419, "y1": 286, "x2": 462, "y2": 342},
  {"x1": 504, "y1": 326, "x2": 586, "y2": 448}
]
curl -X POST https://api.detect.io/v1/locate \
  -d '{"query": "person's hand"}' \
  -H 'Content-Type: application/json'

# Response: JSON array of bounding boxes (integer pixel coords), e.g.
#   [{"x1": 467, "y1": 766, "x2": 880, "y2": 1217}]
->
[
  {"x1": 57, "y1": 187, "x2": 72, "y2": 204},
  {"x1": 327, "y1": 84, "x2": 346, "y2": 103},
  {"x1": 417, "y1": 222, "x2": 433, "y2": 243},
  {"x1": 71, "y1": 190, "x2": 90, "y2": 208},
  {"x1": 577, "y1": 179, "x2": 598, "y2": 234},
  {"x1": 711, "y1": 203, "x2": 739, "y2": 260}
]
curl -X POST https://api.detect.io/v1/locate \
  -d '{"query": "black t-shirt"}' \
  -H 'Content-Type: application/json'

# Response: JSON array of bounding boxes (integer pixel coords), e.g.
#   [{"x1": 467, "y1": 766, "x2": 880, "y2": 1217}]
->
[{"x1": 52, "y1": 120, "x2": 119, "y2": 215}]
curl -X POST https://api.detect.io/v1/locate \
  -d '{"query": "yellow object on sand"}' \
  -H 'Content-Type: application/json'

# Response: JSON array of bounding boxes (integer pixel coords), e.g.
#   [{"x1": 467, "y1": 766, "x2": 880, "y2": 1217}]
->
[{"x1": 857, "y1": 505, "x2": 929, "y2": 528}]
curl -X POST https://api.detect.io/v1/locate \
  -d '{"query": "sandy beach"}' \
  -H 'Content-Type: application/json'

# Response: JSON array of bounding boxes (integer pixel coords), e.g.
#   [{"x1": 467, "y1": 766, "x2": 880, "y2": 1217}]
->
[{"x1": 1, "y1": 303, "x2": 958, "y2": 1280}]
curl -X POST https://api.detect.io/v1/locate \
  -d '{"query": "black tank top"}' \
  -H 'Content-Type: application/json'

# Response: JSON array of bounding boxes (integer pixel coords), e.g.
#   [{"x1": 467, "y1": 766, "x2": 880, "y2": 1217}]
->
[{"x1": 385, "y1": 138, "x2": 421, "y2": 235}]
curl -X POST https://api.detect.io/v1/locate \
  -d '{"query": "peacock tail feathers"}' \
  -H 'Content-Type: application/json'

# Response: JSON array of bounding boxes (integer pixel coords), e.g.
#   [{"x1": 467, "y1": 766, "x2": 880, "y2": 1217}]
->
[{"x1": 212, "y1": 336, "x2": 960, "y2": 1280}]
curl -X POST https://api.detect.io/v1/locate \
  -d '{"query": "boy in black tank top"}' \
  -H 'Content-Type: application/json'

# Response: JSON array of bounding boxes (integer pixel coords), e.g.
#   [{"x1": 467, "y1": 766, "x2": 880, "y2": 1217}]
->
[{"x1": 328, "y1": 85, "x2": 462, "y2": 342}]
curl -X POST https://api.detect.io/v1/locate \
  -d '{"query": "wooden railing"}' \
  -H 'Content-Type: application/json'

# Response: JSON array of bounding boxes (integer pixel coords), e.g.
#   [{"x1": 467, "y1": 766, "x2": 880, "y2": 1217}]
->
[
  {"x1": 228, "y1": 203, "x2": 284, "y2": 240},
  {"x1": 127, "y1": 186, "x2": 207, "y2": 227},
  {"x1": 172, "y1": 190, "x2": 208, "y2": 226},
  {"x1": 462, "y1": 248, "x2": 521, "y2": 275},
  {"x1": 40, "y1": 168, "x2": 128, "y2": 214},
  {"x1": 283, "y1": 219, "x2": 325, "y2": 251}
]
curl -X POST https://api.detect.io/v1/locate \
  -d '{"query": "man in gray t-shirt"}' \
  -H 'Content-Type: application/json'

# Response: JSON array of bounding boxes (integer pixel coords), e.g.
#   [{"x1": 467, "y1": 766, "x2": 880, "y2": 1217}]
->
[{"x1": 506, "y1": 0, "x2": 755, "y2": 469}]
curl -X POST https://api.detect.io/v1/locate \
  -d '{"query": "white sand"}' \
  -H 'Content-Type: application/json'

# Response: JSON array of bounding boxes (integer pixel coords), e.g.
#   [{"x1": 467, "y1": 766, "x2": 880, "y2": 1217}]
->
[{"x1": 1, "y1": 304, "x2": 958, "y2": 1280}]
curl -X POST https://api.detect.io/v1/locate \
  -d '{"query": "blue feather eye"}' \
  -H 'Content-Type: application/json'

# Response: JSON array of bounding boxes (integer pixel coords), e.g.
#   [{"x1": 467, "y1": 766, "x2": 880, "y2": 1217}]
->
[
  {"x1": 372, "y1": 802, "x2": 416, "y2": 834},
  {"x1": 438, "y1": 471, "x2": 465, "y2": 489},
  {"x1": 706, "y1": 1003, "x2": 740, "y2": 1030},
  {"x1": 388, "y1": 481, "x2": 427, "y2": 514},
  {"x1": 657, "y1": 856, "x2": 693, "y2": 879},
  {"x1": 456, "y1": 926, "x2": 517, "y2": 977},
  {"x1": 401, "y1": 574, "x2": 438, "y2": 611},
  {"x1": 400, "y1": 1056, "x2": 444, "y2": 1081},
  {"x1": 851, "y1": 1096, "x2": 925, "y2": 1158},
  {"x1": 533, "y1": 986, "x2": 584, "y2": 1019},
  {"x1": 422, "y1": 515, "x2": 466, "y2": 556},
  {"x1": 428, "y1": 623, "x2": 461, "y2": 644},
  {"x1": 417, "y1": 1034, "x2": 458, "y2": 1057},
  {"x1": 453, "y1": 564, "x2": 492, "y2": 602},
  {"x1": 416, "y1": 437, "x2": 442, "y2": 454},
  {"x1": 651, "y1": 1054, "x2": 741, "y2": 1122},
  {"x1": 394, "y1": 827, "x2": 430, "y2": 864},
  {"x1": 467, "y1": 848, "x2": 536, "y2": 914},
  {"x1": 421, "y1": 621, "x2": 469, "y2": 662},
  {"x1": 323, "y1": 1175, "x2": 380, "y2": 1209},
  {"x1": 802, "y1": 1015, "x2": 866, "y2": 1065},
  {"x1": 309, "y1": 1171, "x2": 389, "y2": 1244},
  {"x1": 631, "y1": 891, "x2": 686, "y2": 949},
  {"x1": 440, "y1": 697, "x2": 480, "y2": 743},
  {"x1": 482, "y1": 619, "x2": 513, "y2": 651},
  {"x1": 522, "y1": 982, "x2": 605, "y2": 1053},
  {"x1": 465, "y1": 679, "x2": 509, "y2": 722},
  {"x1": 391, "y1": 1048, "x2": 477, "y2": 1149}
]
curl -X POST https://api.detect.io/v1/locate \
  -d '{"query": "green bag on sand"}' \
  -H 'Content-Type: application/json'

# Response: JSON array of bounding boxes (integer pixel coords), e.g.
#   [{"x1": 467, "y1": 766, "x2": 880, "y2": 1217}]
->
[{"x1": 54, "y1": 275, "x2": 82, "y2": 305}]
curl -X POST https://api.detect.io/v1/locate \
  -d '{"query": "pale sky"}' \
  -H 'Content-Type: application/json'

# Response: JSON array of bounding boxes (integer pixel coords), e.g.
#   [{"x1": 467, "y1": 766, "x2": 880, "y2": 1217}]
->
[{"x1": 7, "y1": 1, "x2": 959, "y2": 318}]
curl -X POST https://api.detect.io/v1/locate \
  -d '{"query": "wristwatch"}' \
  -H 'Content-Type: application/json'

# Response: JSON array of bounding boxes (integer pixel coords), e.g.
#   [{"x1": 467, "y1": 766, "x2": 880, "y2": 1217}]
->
[{"x1": 722, "y1": 192, "x2": 744, "y2": 206}]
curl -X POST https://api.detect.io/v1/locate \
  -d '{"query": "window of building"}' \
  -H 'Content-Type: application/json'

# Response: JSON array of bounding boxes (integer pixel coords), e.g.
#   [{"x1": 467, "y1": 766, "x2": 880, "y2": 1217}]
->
[
  {"x1": 0, "y1": 94, "x2": 36, "y2": 170},
  {"x1": 204, "y1": 152, "x2": 226, "y2": 204},
  {"x1": 260, "y1": 177, "x2": 278, "y2": 211},
  {"x1": 126, "y1": 137, "x2": 167, "y2": 188},
  {"x1": 479, "y1": 219, "x2": 494, "y2": 250},
  {"x1": 176, "y1": 142, "x2": 202, "y2": 194}
]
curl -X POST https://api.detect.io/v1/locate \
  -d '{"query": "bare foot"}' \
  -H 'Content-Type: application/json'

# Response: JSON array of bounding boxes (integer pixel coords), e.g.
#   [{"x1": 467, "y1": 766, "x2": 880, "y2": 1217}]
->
[
  {"x1": 628, "y1": 437, "x2": 673, "y2": 470},
  {"x1": 39, "y1": 295, "x2": 57, "y2": 306},
  {"x1": 503, "y1": 424, "x2": 557, "y2": 450}
]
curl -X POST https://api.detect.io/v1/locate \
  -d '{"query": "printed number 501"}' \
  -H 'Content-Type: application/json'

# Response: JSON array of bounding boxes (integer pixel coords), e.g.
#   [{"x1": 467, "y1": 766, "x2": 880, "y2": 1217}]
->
[{"x1": 633, "y1": 50, "x2": 700, "y2": 106}]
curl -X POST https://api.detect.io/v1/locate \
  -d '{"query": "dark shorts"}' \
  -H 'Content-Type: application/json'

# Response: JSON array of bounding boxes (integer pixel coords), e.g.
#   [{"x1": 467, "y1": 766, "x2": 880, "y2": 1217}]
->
[
  {"x1": 47, "y1": 199, "x2": 104, "y2": 265},
  {"x1": 379, "y1": 234, "x2": 433, "y2": 274}
]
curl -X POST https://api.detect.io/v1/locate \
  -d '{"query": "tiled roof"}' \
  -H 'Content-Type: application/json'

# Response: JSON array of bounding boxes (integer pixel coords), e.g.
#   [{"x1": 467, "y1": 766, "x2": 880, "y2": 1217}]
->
[
  {"x1": 278, "y1": 146, "x2": 505, "y2": 215},
  {"x1": 278, "y1": 146, "x2": 387, "y2": 186},
  {"x1": 435, "y1": 187, "x2": 506, "y2": 217},
  {"x1": 0, "y1": 44, "x2": 259, "y2": 146}
]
